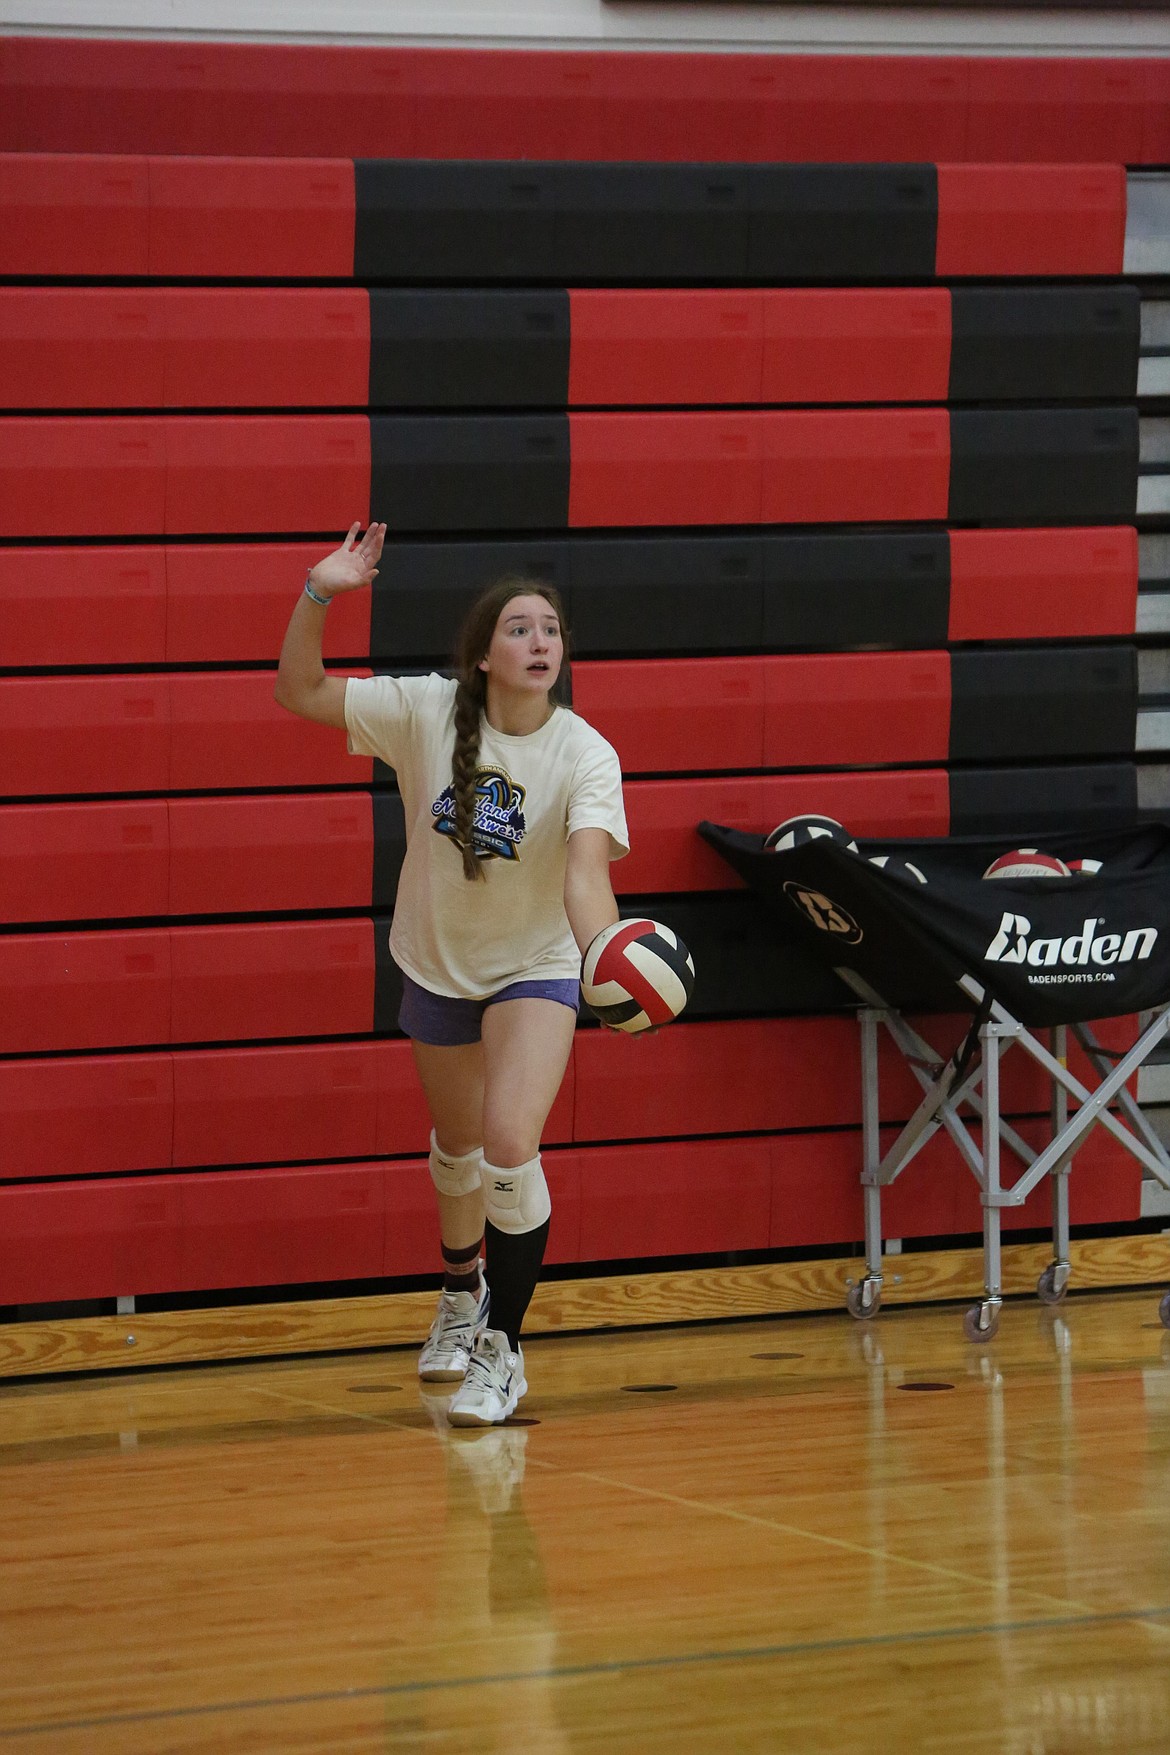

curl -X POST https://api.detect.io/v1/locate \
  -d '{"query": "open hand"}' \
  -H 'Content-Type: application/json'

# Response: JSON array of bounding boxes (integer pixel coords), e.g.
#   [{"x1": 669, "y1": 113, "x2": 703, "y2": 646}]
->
[{"x1": 308, "y1": 522, "x2": 386, "y2": 598}]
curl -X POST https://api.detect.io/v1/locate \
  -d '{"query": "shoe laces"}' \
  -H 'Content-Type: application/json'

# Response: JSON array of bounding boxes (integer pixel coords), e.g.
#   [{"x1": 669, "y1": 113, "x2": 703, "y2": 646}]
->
[
  {"x1": 428, "y1": 1289, "x2": 478, "y2": 1344},
  {"x1": 464, "y1": 1336, "x2": 507, "y2": 1393}
]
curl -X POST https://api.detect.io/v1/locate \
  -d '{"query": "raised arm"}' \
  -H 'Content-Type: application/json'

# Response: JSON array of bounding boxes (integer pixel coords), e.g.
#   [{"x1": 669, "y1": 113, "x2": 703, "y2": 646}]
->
[{"x1": 273, "y1": 521, "x2": 386, "y2": 729}]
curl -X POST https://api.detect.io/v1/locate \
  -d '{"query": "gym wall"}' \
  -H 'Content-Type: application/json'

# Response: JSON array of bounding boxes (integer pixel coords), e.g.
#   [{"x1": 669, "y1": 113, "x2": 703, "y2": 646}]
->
[{"x1": 1, "y1": 28, "x2": 1168, "y2": 1359}]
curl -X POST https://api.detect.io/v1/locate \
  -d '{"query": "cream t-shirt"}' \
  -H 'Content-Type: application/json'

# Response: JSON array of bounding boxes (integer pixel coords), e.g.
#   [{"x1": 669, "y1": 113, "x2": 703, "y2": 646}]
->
[{"x1": 344, "y1": 672, "x2": 629, "y2": 999}]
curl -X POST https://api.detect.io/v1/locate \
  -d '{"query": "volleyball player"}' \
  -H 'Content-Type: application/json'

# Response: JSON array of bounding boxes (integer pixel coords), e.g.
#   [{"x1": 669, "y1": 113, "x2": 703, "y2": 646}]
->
[{"x1": 275, "y1": 523, "x2": 628, "y2": 1425}]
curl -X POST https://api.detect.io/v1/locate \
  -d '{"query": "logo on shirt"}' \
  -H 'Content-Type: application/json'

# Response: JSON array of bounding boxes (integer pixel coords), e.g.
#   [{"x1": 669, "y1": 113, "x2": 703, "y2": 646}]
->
[{"x1": 432, "y1": 766, "x2": 528, "y2": 863}]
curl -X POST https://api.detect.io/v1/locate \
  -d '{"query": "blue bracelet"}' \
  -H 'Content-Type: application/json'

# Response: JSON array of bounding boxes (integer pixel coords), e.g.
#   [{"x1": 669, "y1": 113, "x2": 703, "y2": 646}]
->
[{"x1": 304, "y1": 575, "x2": 331, "y2": 607}]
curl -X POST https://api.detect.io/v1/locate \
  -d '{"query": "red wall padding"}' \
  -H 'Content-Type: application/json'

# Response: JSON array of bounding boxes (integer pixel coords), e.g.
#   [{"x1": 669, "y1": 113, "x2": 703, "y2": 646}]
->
[
  {"x1": 759, "y1": 290, "x2": 951, "y2": 406},
  {"x1": 621, "y1": 771, "x2": 949, "y2": 893},
  {"x1": 573, "y1": 654, "x2": 952, "y2": 775},
  {"x1": 0, "y1": 673, "x2": 368, "y2": 800},
  {"x1": 0, "y1": 289, "x2": 371, "y2": 411},
  {"x1": 167, "y1": 795, "x2": 373, "y2": 918},
  {"x1": 0, "y1": 1110, "x2": 1140, "y2": 1305},
  {"x1": 168, "y1": 920, "x2": 375, "y2": 1046},
  {"x1": 574, "y1": 658, "x2": 764, "y2": 774},
  {"x1": 0, "y1": 545, "x2": 170, "y2": 667},
  {"x1": 0, "y1": 154, "x2": 1137, "y2": 282},
  {"x1": 566, "y1": 289, "x2": 952, "y2": 408},
  {"x1": 0, "y1": 929, "x2": 173, "y2": 1056},
  {"x1": 0, "y1": 416, "x2": 370, "y2": 539},
  {"x1": 0, "y1": 766, "x2": 949, "y2": 923},
  {"x1": 172, "y1": 1042, "x2": 385, "y2": 1169},
  {"x1": 0, "y1": 1022, "x2": 1133, "y2": 1188},
  {"x1": 0, "y1": 153, "x2": 150, "y2": 274},
  {"x1": 0, "y1": 541, "x2": 368, "y2": 670},
  {"x1": 149, "y1": 157, "x2": 356, "y2": 278},
  {"x1": 0, "y1": 532, "x2": 1136, "y2": 671},
  {"x1": 0, "y1": 540, "x2": 369, "y2": 670},
  {"x1": 0, "y1": 1052, "x2": 175, "y2": 1182},
  {"x1": 0, "y1": 801, "x2": 170, "y2": 924},
  {"x1": 0, "y1": 921, "x2": 376, "y2": 1054},
  {"x1": 3, "y1": 662, "x2": 956, "y2": 803},
  {"x1": 770, "y1": 1119, "x2": 1142, "y2": 1249},
  {"x1": 2, "y1": 42, "x2": 1166, "y2": 163},
  {"x1": 168, "y1": 673, "x2": 364, "y2": 792},
  {"x1": 947, "y1": 528, "x2": 1138, "y2": 643},
  {"x1": 0, "y1": 796, "x2": 372, "y2": 923},
  {"x1": 935, "y1": 164, "x2": 1126, "y2": 278},
  {"x1": 0, "y1": 155, "x2": 355, "y2": 277},
  {"x1": 0, "y1": 676, "x2": 172, "y2": 796},
  {"x1": 568, "y1": 411, "x2": 951, "y2": 529},
  {"x1": 760, "y1": 653, "x2": 951, "y2": 769},
  {"x1": 164, "y1": 542, "x2": 372, "y2": 663},
  {"x1": 965, "y1": 60, "x2": 1147, "y2": 164},
  {"x1": 0, "y1": 1110, "x2": 1138, "y2": 1304},
  {"x1": 574, "y1": 1013, "x2": 1094, "y2": 1146}
]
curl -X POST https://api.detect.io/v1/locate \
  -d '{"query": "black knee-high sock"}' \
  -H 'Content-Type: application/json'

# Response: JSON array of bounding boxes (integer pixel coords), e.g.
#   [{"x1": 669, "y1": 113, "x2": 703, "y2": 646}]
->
[{"x1": 484, "y1": 1218, "x2": 550, "y2": 1352}]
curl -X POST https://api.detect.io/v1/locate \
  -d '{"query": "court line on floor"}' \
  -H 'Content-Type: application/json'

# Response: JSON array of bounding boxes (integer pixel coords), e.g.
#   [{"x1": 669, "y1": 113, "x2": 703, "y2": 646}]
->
[
  {"x1": 530, "y1": 1459, "x2": 1102, "y2": 1616},
  {"x1": 3, "y1": 1604, "x2": 1168, "y2": 1741},
  {"x1": 237, "y1": 1379, "x2": 1121, "y2": 1617}
]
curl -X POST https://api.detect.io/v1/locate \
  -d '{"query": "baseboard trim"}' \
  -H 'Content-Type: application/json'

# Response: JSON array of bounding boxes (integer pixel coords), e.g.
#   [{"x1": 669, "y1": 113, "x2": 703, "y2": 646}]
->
[{"x1": 3, "y1": 1232, "x2": 1168, "y2": 1379}]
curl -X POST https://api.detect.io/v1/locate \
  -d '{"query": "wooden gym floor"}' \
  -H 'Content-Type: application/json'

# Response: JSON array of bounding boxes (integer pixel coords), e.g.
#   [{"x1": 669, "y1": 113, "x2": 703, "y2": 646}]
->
[{"x1": 2, "y1": 1289, "x2": 1169, "y2": 1753}]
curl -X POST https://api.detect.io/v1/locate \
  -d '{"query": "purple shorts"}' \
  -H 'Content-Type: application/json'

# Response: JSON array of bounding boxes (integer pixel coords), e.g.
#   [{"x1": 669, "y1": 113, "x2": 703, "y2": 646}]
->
[{"x1": 398, "y1": 972, "x2": 581, "y2": 1047}]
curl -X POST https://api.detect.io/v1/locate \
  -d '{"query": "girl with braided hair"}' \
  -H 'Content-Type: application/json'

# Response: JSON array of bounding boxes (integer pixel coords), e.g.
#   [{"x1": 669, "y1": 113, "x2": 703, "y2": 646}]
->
[{"x1": 276, "y1": 522, "x2": 628, "y2": 1425}]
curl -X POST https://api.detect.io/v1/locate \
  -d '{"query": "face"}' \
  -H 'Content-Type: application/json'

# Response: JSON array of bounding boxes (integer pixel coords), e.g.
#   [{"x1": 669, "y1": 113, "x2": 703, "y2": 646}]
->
[{"x1": 478, "y1": 594, "x2": 564, "y2": 697}]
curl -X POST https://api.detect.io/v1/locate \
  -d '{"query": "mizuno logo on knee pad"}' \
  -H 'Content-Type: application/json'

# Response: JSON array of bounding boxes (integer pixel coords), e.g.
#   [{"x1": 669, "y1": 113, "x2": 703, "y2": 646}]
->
[{"x1": 481, "y1": 1155, "x2": 552, "y2": 1235}]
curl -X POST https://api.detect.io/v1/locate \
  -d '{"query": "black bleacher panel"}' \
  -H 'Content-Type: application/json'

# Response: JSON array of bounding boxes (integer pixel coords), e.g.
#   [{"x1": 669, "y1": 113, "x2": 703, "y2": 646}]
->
[
  {"x1": 760, "y1": 531, "x2": 950, "y2": 650},
  {"x1": 367, "y1": 290, "x2": 570, "y2": 409},
  {"x1": 355, "y1": 161, "x2": 561, "y2": 281},
  {"x1": 950, "y1": 646, "x2": 1138, "y2": 764},
  {"x1": 548, "y1": 165, "x2": 752, "y2": 281},
  {"x1": 948, "y1": 286, "x2": 1140, "y2": 404},
  {"x1": 644, "y1": 893, "x2": 854, "y2": 1017},
  {"x1": 371, "y1": 793, "x2": 407, "y2": 907},
  {"x1": 948, "y1": 408, "x2": 1139, "y2": 523},
  {"x1": 747, "y1": 164, "x2": 937, "y2": 281},
  {"x1": 367, "y1": 532, "x2": 954, "y2": 661},
  {"x1": 355, "y1": 162, "x2": 752, "y2": 283},
  {"x1": 370, "y1": 539, "x2": 571, "y2": 660},
  {"x1": 354, "y1": 161, "x2": 937, "y2": 284},
  {"x1": 368, "y1": 415, "x2": 570, "y2": 531},
  {"x1": 569, "y1": 536, "x2": 762, "y2": 653},
  {"x1": 372, "y1": 913, "x2": 402, "y2": 1035},
  {"x1": 950, "y1": 762, "x2": 1138, "y2": 836}
]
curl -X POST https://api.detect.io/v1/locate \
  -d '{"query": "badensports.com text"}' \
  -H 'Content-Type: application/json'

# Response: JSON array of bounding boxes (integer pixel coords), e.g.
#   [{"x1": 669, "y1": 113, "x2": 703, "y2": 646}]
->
[{"x1": 1026, "y1": 970, "x2": 1116, "y2": 985}]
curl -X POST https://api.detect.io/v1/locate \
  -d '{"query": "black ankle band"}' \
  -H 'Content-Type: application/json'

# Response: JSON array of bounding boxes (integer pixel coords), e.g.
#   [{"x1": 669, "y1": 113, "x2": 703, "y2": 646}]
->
[{"x1": 441, "y1": 1237, "x2": 483, "y2": 1268}]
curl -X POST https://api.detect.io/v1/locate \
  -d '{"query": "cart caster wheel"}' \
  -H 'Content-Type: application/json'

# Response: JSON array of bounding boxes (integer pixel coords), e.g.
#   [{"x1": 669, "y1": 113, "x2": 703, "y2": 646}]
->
[
  {"x1": 1036, "y1": 1264, "x2": 1069, "y2": 1306},
  {"x1": 1159, "y1": 1290, "x2": 1170, "y2": 1331},
  {"x1": 846, "y1": 1280, "x2": 881, "y2": 1321},
  {"x1": 963, "y1": 1304, "x2": 1000, "y2": 1344}
]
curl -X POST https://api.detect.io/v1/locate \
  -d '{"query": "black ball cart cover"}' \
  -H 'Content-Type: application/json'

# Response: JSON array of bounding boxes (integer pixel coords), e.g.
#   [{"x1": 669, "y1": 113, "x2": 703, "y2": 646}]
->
[{"x1": 698, "y1": 821, "x2": 1170, "y2": 1027}]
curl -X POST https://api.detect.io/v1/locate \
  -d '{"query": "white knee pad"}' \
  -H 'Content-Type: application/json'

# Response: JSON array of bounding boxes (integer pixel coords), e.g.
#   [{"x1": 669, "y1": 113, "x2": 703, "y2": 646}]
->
[
  {"x1": 480, "y1": 1154, "x2": 551, "y2": 1235},
  {"x1": 428, "y1": 1132, "x2": 483, "y2": 1198}
]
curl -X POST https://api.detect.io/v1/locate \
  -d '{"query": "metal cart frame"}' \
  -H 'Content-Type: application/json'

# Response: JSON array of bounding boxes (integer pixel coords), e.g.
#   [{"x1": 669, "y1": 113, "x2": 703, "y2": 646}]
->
[{"x1": 841, "y1": 966, "x2": 1170, "y2": 1341}]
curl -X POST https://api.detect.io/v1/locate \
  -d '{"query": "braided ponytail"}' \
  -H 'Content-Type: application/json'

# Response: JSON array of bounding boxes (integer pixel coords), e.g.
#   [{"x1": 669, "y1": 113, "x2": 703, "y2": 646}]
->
[
  {"x1": 450, "y1": 574, "x2": 571, "y2": 883},
  {"x1": 451, "y1": 671, "x2": 487, "y2": 882}
]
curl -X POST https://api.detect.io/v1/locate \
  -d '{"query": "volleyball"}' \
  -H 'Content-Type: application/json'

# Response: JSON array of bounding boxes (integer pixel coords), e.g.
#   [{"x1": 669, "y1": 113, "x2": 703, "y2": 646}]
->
[
  {"x1": 868, "y1": 854, "x2": 927, "y2": 884},
  {"x1": 983, "y1": 849, "x2": 1071, "y2": 879},
  {"x1": 1066, "y1": 858, "x2": 1104, "y2": 875},
  {"x1": 581, "y1": 919, "x2": 695, "y2": 1034},
  {"x1": 765, "y1": 814, "x2": 859, "y2": 854}
]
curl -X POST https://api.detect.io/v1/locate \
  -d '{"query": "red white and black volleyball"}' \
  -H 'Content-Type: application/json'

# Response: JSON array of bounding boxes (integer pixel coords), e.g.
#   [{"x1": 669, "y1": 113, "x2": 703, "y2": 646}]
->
[
  {"x1": 983, "y1": 849, "x2": 1071, "y2": 879},
  {"x1": 581, "y1": 919, "x2": 695, "y2": 1034}
]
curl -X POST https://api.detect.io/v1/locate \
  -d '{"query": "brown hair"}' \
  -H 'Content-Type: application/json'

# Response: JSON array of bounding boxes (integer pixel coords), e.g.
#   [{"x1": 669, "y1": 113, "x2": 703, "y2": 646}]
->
[{"x1": 451, "y1": 576, "x2": 571, "y2": 881}]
